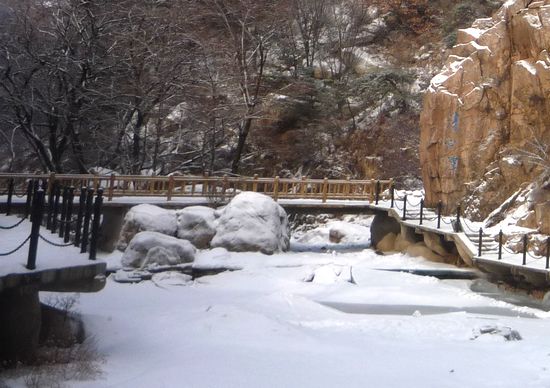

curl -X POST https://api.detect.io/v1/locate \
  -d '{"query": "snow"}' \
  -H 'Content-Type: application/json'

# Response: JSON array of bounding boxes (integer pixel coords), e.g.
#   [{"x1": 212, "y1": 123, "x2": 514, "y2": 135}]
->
[
  {"x1": 6, "y1": 249, "x2": 549, "y2": 388},
  {"x1": 3, "y1": 204, "x2": 550, "y2": 387},
  {"x1": 176, "y1": 206, "x2": 216, "y2": 249},
  {"x1": 117, "y1": 204, "x2": 177, "y2": 250},
  {"x1": 517, "y1": 59, "x2": 538, "y2": 76},
  {"x1": 121, "y1": 231, "x2": 195, "y2": 268},
  {"x1": 211, "y1": 192, "x2": 290, "y2": 254}
]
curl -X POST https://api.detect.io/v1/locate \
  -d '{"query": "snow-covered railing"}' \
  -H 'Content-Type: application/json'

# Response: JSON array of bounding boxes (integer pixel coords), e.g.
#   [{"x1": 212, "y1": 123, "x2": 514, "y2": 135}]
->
[{"x1": 0, "y1": 174, "x2": 393, "y2": 203}]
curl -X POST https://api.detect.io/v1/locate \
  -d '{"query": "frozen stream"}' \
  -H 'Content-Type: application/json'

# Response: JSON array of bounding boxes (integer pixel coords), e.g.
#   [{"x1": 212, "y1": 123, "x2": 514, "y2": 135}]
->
[{"x1": 3, "y1": 214, "x2": 550, "y2": 387}]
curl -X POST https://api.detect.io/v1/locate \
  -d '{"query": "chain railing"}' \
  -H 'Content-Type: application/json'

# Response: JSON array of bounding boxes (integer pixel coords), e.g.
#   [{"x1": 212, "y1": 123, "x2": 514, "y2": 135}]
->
[{"x1": 0, "y1": 180, "x2": 104, "y2": 270}]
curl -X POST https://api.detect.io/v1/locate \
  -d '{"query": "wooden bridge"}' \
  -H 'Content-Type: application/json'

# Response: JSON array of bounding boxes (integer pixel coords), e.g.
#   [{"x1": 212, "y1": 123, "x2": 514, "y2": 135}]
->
[
  {"x1": 0, "y1": 173, "x2": 393, "y2": 203},
  {"x1": 0, "y1": 173, "x2": 549, "y2": 288}
]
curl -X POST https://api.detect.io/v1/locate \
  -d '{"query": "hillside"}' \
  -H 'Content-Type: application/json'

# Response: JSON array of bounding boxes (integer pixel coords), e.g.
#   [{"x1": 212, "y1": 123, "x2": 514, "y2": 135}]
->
[{"x1": 0, "y1": 0, "x2": 504, "y2": 185}]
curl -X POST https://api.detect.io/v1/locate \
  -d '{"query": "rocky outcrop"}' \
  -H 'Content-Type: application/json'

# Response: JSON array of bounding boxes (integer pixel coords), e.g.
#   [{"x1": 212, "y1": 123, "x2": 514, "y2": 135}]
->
[{"x1": 420, "y1": 0, "x2": 550, "y2": 222}]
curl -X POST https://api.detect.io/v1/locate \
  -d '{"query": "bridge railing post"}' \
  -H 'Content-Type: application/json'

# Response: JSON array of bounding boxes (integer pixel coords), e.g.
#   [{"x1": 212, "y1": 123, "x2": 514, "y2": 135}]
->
[
  {"x1": 108, "y1": 174, "x2": 116, "y2": 201},
  {"x1": 51, "y1": 184, "x2": 61, "y2": 234},
  {"x1": 455, "y1": 205, "x2": 461, "y2": 232},
  {"x1": 80, "y1": 189, "x2": 95, "y2": 254},
  {"x1": 47, "y1": 172, "x2": 55, "y2": 196},
  {"x1": 478, "y1": 228, "x2": 483, "y2": 257},
  {"x1": 63, "y1": 187, "x2": 75, "y2": 243},
  {"x1": 321, "y1": 177, "x2": 328, "y2": 203},
  {"x1": 46, "y1": 181, "x2": 57, "y2": 230},
  {"x1": 273, "y1": 176, "x2": 280, "y2": 201},
  {"x1": 253, "y1": 174, "x2": 259, "y2": 192},
  {"x1": 419, "y1": 199, "x2": 424, "y2": 225},
  {"x1": 74, "y1": 187, "x2": 87, "y2": 247},
  {"x1": 498, "y1": 230, "x2": 503, "y2": 260},
  {"x1": 546, "y1": 237, "x2": 550, "y2": 269},
  {"x1": 89, "y1": 189, "x2": 103, "y2": 261},
  {"x1": 375, "y1": 180, "x2": 380, "y2": 205},
  {"x1": 437, "y1": 201, "x2": 442, "y2": 229},
  {"x1": 24, "y1": 180, "x2": 33, "y2": 219},
  {"x1": 521, "y1": 234, "x2": 529, "y2": 265},
  {"x1": 6, "y1": 178, "x2": 14, "y2": 216},
  {"x1": 167, "y1": 175, "x2": 174, "y2": 201},
  {"x1": 27, "y1": 189, "x2": 45, "y2": 270},
  {"x1": 59, "y1": 187, "x2": 69, "y2": 238}
]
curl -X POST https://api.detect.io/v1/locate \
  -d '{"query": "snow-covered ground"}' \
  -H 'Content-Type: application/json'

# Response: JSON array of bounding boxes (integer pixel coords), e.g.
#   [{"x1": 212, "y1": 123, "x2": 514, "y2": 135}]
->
[
  {"x1": 3, "y1": 212, "x2": 550, "y2": 387},
  {"x1": 5, "y1": 250, "x2": 550, "y2": 387}
]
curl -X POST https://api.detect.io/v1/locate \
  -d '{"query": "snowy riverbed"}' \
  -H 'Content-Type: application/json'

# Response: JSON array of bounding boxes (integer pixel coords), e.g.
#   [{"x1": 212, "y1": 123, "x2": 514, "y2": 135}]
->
[
  {"x1": 5, "y1": 249, "x2": 550, "y2": 387},
  {"x1": 3, "y1": 212, "x2": 550, "y2": 387}
]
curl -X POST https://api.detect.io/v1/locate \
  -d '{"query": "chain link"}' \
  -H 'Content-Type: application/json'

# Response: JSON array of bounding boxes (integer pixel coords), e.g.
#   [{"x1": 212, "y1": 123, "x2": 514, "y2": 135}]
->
[
  {"x1": 38, "y1": 233, "x2": 76, "y2": 247},
  {"x1": 461, "y1": 218, "x2": 480, "y2": 233},
  {"x1": 441, "y1": 218, "x2": 453, "y2": 225},
  {"x1": 405, "y1": 197, "x2": 422, "y2": 207},
  {"x1": 0, "y1": 235, "x2": 31, "y2": 256},
  {"x1": 0, "y1": 217, "x2": 26, "y2": 230},
  {"x1": 527, "y1": 251, "x2": 543, "y2": 260}
]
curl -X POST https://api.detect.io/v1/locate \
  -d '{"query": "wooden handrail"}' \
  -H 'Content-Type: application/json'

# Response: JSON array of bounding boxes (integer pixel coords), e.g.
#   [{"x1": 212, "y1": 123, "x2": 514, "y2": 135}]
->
[{"x1": 0, "y1": 173, "x2": 393, "y2": 203}]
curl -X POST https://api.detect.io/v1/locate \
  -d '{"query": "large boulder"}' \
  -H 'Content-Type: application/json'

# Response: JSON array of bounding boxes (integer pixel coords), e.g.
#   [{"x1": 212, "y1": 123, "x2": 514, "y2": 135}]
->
[
  {"x1": 370, "y1": 213, "x2": 401, "y2": 249},
  {"x1": 121, "y1": 231, "x2": 195, "y2": 268},
  {"x1": 210, "y1": 192, "x2": 290, "y2": 254},
  {"x1": 117, "y1": 204, "x2": 177, "y2": 251},
  {"x1": 176, "y1": 206, "x2": 216, "y2": 249}
]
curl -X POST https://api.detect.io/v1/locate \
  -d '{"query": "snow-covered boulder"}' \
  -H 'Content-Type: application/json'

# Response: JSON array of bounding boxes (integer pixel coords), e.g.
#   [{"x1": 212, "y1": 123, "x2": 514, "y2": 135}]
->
[
  {"x1": 121, "y1": 231, "x2": 195, "y2": 268},
  {"x1": 117, "y1": 204, "x2": 177, "y2": 251},
  {"x1": 210, "y1": 192, "x2": 290, "y2": 254},
  {"x1": 176, "y1": 206, "x2": 216, "y2": 249}
]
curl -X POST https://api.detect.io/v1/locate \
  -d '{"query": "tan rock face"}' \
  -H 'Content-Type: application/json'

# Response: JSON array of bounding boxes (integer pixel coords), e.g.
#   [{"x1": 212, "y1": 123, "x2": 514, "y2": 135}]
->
[{"x1": 420, "y1": 0, "x2": 550, "y2": 220}]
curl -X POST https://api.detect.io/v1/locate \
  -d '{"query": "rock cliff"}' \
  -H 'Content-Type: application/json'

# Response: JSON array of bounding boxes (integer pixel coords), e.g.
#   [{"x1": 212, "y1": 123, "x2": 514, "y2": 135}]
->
[{"x1": 420, "y1": 0, "x2": 550, "y2": 227}]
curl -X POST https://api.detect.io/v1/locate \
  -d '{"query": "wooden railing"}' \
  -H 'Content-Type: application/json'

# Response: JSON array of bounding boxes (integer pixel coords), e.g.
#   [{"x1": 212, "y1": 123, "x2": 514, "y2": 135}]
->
[{"x1": 0, "y1": 174, "x2": 393, "y2": 203}]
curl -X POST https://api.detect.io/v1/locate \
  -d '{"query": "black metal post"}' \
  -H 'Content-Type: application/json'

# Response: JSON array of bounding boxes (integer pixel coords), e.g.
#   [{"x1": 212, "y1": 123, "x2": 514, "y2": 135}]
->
[
  {"x1": 522, "y1": 234, "x2": 528, "y2": 266},
  {"x1": 27, "y1": 190, "x2": 45, "y2": 270},
  {"x1": 58, "y1": 187, "x2": 69, "y2": 238},
  {"x1": 6, "y1": 178, "x2": 13, "y2": 216},
  {"x1": 546, "y1": 237, "x2": 550, "y2": 270},
  {"x1": 63, "y1": 187, "x2": 75, "y2": 243},
  {"x1": 375, "y1": 180, "x2": 380, "y2": 205},
  {"x1": 24, "y1": 180, "x2": 33, "y2": 218},
  {"x1": 46, "y1": 181, "x2": 57, "y2": 230},
  {"x1": 89, "y1": 189, "x2": 103, "y2": 260},
  {"x1": 74, "y1": 188, "x2": 87, "y2": 247},
  {"x1": 419, "y1": 199, "x2": 424, "y2": 225},
  {"x1": 51, "y1": 185, "x2": 61, "y2": 234},
  {"x1": 80, "y1": 189, "x2": 94, "y2": 254},
  {"x1": 498, "y1": 230, "x2": 503, "y2": 260},
  {"x1": 437, "y1": 201, "x2": 442, "y2": 229},
  {"x1": 455, "y1": 205, "x2": 461, "y2": 232},
  {"x1": 390, "y1": 185, "x2": 394, "y2": 208},
  {"x1": 478, "y1": 228, "x2": 483, "y2": 257},
  {"x1": 402, "y1": 195, "x2": 407, "y2": 221}
]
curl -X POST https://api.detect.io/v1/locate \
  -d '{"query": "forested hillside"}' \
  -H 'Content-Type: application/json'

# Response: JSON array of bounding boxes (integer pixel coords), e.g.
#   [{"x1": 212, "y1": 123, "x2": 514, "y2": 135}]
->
[{"x1": 0, "y1": 0, "x2": 503, "y2": 184}]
